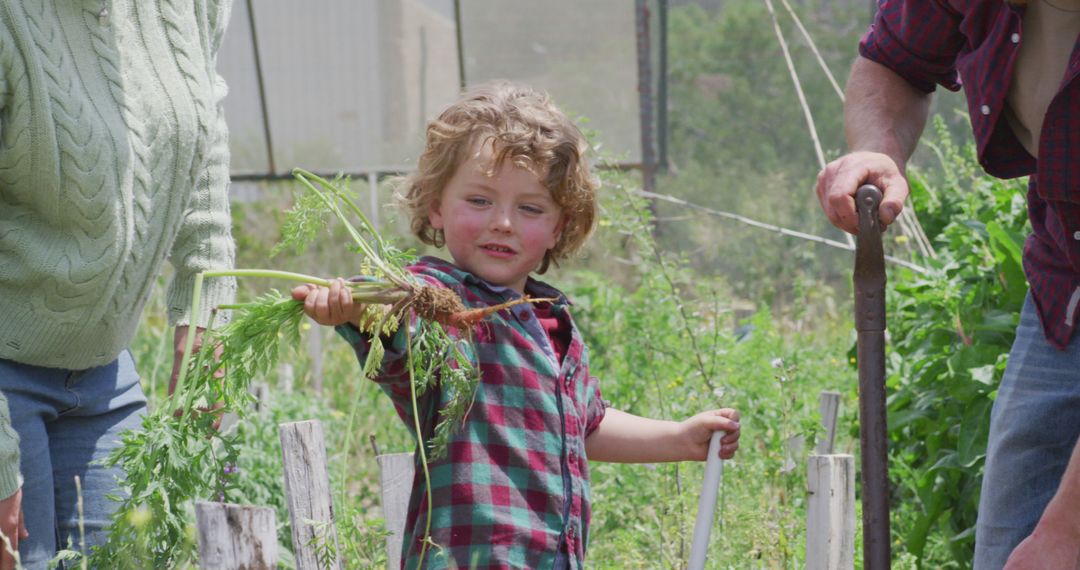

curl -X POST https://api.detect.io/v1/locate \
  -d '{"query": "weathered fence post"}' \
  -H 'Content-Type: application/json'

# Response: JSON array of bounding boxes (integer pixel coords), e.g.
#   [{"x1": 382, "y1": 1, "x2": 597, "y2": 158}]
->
[
  {"x1": 279, "y1": 420, "x2": 340, "y2": 569},
  {"x1": 196, "y1": 501, "x2": 278, "y2": 569},
  {"x1": 805, "y1": 454, "x2": 856, "y2": 570},
  {"x1": 816, "y1": 390, "x2": 841, "y2": 455},
  {"x1": 377, "y1": 452, "x2": 416, "y2": 569}
]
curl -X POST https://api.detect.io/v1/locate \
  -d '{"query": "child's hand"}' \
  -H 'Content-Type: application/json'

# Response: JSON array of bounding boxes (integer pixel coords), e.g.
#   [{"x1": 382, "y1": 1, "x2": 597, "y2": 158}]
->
[
  {"x1": 291, "y1": 278, "x2": 364, "y2": 326},
  {"x1": 680, "y1": 409, "x2": 741, "y2": 461}
]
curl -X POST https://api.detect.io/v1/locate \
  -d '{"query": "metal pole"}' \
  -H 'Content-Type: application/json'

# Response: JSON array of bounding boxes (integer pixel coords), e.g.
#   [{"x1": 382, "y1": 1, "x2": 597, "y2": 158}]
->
[
  {"x1": 453, "y1": 0, "x2": 467, "y2": 91},
  {"x1": 635, "y1": 0, "x2": 656, "y2": 191},
  {"x1": 657, "y1": 0, "x2": 669, "y2": 172},
  {"x1": 854, "y1": 184, "x2": 890, "y2": 569},
  {"x1": 635, "y1": 0, "x2": 659, "y2": 232},
  {"x1": 245, "y1": 0, "x2": 276, "y2": 175}
]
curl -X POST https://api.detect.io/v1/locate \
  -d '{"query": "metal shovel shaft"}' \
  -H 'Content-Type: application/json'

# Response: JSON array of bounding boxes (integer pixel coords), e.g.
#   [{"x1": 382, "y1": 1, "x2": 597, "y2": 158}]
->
[
  {"x1": 854, "y1": 184, "x2": 890, "y2": 569},
  {"x1": 688, "y1": 431, "x2": 725, "y2": 570}
]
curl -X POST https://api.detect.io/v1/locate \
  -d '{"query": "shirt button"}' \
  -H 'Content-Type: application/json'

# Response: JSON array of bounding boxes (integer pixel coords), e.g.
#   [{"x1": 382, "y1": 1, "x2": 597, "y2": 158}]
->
[
  {"x1": 1073, "y1": 231, "x2": 1080, "y2": 240},
  {"x1": 980, "y1": 105, "x2": 991, "y2": 115},
  {"x1": 98, "y1": 7, "x2": 109, "y2": 23},
  {"x1": 1011, "y1": 33, "x2": 1020, "y2": 43},
  {"x1": 568, "y1": 448, "x2": 576, "y2": 463}
]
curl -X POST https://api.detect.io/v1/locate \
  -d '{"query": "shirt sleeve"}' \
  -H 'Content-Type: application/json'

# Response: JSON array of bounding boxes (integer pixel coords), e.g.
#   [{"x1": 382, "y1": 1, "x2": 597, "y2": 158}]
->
[
  {"x1": 0, "y1": 390, "x2": 20, "y2": 500},
  {"x1": 858, "y1": 0, "x2": 965, "y2": 93},
  {"x1": 584, "y1": 376, "x2": 607, "y2": 438},
  {"x1": 166, "y1": 1, "x2": 237, "y2": 328}
]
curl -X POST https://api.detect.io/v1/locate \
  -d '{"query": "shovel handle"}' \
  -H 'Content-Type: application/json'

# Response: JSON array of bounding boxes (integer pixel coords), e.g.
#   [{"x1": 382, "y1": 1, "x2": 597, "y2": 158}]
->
[
  {"x1": 854, "y1": 184, "x2": 886, "y2": 333},
  {"x1": 853, "y1": 183, "x2": 891, "y2": 569}
]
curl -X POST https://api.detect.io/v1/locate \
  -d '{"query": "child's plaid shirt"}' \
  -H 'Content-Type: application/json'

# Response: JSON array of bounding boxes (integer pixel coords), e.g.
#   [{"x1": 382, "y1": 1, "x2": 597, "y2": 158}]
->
[{"x1": 337, "y1": 257, "x2": 607, "y2": 569}]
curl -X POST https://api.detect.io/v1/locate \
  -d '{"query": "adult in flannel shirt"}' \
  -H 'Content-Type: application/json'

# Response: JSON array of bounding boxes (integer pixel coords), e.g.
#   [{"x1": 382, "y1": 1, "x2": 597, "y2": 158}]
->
[
  {"x1": 815, "y1": 1, "x2": 1080, "y2": 568},
  {"x1": 292, "y1": 82, "x2": 742, "y2": 569}
]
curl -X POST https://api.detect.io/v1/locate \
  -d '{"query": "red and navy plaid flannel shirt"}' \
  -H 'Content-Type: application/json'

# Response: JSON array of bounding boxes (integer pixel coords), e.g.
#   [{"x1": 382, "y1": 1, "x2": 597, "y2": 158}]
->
[
  {"x1": 338, "y1": 257, "x2": 606, "y2": 569},
  {"x1": 861, "y1": 0, "x2": 1080, "y2": 349}
]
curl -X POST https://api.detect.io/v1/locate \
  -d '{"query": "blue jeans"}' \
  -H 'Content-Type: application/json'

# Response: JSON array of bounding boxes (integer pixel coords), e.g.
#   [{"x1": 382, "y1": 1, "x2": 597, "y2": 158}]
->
[
  {"x1": 974, "y1": 294, "x2": 1080, "y2": 569},
  {"x1": 0, "y1": 352, "x2": 146, "y2": 569}
]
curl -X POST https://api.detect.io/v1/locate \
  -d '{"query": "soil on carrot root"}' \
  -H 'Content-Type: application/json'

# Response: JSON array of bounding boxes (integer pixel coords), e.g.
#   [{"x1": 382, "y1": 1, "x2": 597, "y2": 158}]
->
[{"x1": 412, "y1": 286, "x2": 468, "y2": 323}]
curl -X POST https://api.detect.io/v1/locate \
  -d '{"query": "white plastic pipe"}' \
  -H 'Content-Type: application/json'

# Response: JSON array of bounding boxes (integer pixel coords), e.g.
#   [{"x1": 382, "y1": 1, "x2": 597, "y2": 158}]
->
[{"x1": 688, "y1": 431, "x2": 725, "y2": 570}]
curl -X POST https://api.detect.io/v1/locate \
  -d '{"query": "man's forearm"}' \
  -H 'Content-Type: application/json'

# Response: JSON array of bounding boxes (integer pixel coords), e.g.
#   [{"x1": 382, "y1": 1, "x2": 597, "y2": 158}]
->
[{"x1": 844, "y1": 56, "x2": 933, "y2": 173}]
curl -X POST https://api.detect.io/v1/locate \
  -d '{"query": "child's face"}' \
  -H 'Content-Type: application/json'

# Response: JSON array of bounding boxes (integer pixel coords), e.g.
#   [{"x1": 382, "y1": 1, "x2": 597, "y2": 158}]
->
[{"x1": 429, "y1": 142, "x2": 564, "y2": 294}]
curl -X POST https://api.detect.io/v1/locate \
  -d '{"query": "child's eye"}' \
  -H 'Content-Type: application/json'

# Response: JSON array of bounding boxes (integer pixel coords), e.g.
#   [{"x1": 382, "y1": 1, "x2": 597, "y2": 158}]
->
[
  {"x1": 466, "y1": 197, "x2": 491, "y2": 206},
  {"x1": 520, "y1": 204, "x2": 545, "y2": 215}
]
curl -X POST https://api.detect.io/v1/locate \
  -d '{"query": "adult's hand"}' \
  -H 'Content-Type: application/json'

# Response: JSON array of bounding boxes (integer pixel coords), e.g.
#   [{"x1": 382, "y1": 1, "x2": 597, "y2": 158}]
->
[
  {"x1": 169, "y1": 325, "x2": 224, "y2": 429},
  {"x1": 0, "y1": 488, "x2": 27, "y2": 570},
  {"x1": 1003, "y1": 523, "x2": 1080, "y2": 569},
  {"x1": 818, "y1": 56, "x2": 932, "y2": 234},
  {"x1": 815, "y1": 150, "x2": 908, "y2": 234}
]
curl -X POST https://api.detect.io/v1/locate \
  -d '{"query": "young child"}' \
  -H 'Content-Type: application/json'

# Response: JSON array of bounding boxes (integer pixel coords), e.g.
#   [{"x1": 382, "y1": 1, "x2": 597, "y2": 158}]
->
[{"x1": 291, "y1": 82, "x2": 741, "y2": 570}]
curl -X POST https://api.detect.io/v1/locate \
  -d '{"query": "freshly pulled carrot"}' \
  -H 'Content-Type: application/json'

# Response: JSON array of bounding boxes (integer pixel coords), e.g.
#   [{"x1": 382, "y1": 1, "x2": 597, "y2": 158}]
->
[
  {"x1": 438, "y1": 296, "x2": 558, "y2": 329},
  {"x1": 401, "y1": 282, "x2": 555, "y2": 330}
]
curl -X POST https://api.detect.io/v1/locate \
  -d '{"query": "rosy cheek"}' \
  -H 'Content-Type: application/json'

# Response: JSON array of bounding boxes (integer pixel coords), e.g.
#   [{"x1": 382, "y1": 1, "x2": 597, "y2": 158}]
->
[
  {"x1": 521, "y1": 224, "x2": 556, "y2": 249},
  {"x1": 452, "y1": 213, "x2": 485, "y2": 240}
]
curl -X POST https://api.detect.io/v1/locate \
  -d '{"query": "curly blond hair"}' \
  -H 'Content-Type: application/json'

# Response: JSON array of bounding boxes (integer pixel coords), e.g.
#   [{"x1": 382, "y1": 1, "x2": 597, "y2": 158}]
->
[{"x1": 399, "y1": 81, "x2": 598, "y2": 274}]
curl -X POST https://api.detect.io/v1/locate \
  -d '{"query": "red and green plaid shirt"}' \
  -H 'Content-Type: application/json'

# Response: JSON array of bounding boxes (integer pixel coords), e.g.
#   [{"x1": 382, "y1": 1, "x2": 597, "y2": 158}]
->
[
  {"x1": 338, "y1": 257, "x2": 606, "y2": 569},
  {"x1": 861, "y1": 0, "x2": 1080, "y2": 349}
]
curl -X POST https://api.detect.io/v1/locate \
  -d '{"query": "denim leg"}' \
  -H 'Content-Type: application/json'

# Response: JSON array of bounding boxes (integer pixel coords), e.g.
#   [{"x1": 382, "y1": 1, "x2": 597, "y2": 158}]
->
[
  {"x1": 0, "y1": 360, "x2": 66, "y2": 570},
  {"x1": 49, "y1": 351, "x2": 146, "y2": 558},
  {"x1": 0, "y1": 352, "x2": 146, "y2": 569},
  {"x1": 974, "y1": 294, "x2": 1080, "y2": 570}
]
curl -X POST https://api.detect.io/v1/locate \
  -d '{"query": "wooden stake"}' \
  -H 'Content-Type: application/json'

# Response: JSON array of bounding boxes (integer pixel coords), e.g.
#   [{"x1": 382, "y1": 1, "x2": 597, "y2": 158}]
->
[
  {"x1": 816, "y1": 390, "x2": 841, "y2": 455},
  {"x1": 279, "y1": 420, "x2": 340, "y2": 569},
  {"x1": 377, "y1": 452, "x2": 416, "y2": 569},
  {"x1": 196, "y1": 502, "x2": 278, "y2": 569},
  {"x1": 806, "y1": 454, "x2": 856, "y2": 570}
]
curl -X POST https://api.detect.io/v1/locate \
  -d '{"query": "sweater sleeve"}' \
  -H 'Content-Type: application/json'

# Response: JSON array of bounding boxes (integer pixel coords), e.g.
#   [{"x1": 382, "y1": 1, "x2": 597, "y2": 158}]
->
[
  {"x1": 0, "y1": 391, "x2": 20, "y2": 501},
  {"x1": 166, "y1": 0, "x2": 237, "y2": 328}
]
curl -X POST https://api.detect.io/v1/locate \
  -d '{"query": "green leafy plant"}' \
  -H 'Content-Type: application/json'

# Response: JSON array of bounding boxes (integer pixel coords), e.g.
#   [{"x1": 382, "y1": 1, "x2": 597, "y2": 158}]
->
[
  {"x1": 884, "y1": 118, "x2": 1029, "y2": 566},
  {"x1": 570, "y1": 164, "x2": 854, "y2": 569}
]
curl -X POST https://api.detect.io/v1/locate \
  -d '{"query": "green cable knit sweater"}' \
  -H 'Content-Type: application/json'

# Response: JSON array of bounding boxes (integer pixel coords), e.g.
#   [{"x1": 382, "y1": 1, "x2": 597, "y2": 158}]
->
[{"x1": 0, "y1": 0, "x2": 237, "y2": 370}]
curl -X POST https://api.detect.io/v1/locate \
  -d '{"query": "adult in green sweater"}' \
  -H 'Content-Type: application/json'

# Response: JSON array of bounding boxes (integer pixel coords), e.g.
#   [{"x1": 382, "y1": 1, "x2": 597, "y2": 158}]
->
[{"x1": 0, "y1": 2, "x2": 237, "y2": 567}]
